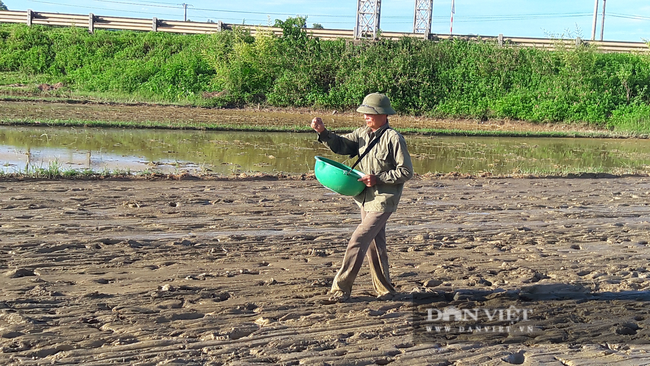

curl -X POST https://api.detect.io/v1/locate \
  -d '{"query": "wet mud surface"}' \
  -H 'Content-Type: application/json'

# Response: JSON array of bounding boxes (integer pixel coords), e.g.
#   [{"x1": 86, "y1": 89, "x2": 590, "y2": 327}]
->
[{"x1": 2, "y1": 176, "x2": 650, "y2": 365}]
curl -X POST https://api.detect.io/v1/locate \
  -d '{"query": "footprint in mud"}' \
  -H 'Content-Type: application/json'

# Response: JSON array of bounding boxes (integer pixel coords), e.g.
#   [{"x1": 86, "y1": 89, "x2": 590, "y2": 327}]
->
[
  {"x1": 615, "y1": 322, "x2": 640, "y2": 335},
  {"x1": 226, "y1": 323, "x2": 260, "y2": 340},
  {"x1": 82, "y1": 291, "x2": 113, "y2": 299},
  {"x1": 170, "y1": 239, "x2": 193, "y2": 246},
  {"x1": 5, "y1": 268, "x2": 36, "y2": 278},
  {"x1": 208, "y1": 292, "x2": 231, "y2": 302},
  {"x1": 304, "y1": 248, "x2": 329, "y2": 257},
  {"x1": 68, "y1": 196, "x2": 89, "y2": 202},
  {"x1": 25, "y1": 285, "x2": 61, "y2": 297},
  {"x1": 9, "y1": 196, "x2": 29, "y2": 201},
  {"x1": 502, "y1": 350, "x2": 526, "y2": 364},
  {"x1": 154, "y1": 299, "x2": 183, "y2": 309},
  {"x1": 92, "y1": 278, "x2": 113, "y2": 284},
  {"x1": 1, "y1": 340, "x2": 32, "y2": 353},
  {"x1": 0, "y1": 329, "x2": 24, "y2": 339}
]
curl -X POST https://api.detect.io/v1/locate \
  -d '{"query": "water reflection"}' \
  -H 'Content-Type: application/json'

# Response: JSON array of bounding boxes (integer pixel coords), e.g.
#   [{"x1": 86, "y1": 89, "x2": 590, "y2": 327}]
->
[{"x1": 1, "y1": 126, "x2": 649, "y2": 175}]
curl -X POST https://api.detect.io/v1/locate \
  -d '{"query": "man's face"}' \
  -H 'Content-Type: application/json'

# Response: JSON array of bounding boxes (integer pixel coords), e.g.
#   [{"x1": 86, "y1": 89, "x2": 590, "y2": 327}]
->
[{"x1": 364, "y1": 114, "x2": 388, "y2": 131}]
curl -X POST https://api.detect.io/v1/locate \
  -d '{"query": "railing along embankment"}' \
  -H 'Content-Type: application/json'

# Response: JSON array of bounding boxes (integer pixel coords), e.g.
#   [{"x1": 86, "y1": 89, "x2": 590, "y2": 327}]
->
[{"x1": 0, "y1": 9, "x2": 648, "y2": 53}]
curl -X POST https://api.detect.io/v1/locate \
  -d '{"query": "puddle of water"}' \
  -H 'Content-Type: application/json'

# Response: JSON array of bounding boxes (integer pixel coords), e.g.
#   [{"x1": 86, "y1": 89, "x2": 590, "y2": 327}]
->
[{"x1": 1, "y1": 126, "x2": 650, "y2": 175}]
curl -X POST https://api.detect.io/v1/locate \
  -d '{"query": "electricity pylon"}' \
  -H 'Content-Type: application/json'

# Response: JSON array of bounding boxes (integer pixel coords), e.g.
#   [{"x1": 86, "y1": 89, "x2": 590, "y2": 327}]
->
[
  {"x1": 355, "y1": 0, "x2": 381, "y2": 39},
  {"x1": 413, "y1": 0, "x2": 433, "y2": 37}
]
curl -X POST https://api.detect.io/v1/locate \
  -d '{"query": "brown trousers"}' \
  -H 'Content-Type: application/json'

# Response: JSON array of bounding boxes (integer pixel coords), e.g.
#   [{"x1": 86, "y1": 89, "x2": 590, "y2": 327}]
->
[{"x1": 330, "y1": 209, "x2": 396, "y2": 296}]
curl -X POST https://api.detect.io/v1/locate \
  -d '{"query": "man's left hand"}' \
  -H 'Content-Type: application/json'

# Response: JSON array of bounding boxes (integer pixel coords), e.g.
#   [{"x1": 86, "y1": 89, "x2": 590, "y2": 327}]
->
[{"x1": 358, "y1": 174, "x2": 378, "y2": 187}]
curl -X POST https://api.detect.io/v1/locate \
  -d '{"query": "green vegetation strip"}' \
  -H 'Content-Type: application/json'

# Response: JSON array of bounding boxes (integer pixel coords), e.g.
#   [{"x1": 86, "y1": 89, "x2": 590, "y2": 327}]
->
[
  {"x1": 1, "y1": 19, "x2": 650, "y2": 134},
  {"x1": 0, "y1": 161, "x2": 136, "y2": 180},
  {"x1": 0, "y1": 118, "x2": 635, "y2": 138}
]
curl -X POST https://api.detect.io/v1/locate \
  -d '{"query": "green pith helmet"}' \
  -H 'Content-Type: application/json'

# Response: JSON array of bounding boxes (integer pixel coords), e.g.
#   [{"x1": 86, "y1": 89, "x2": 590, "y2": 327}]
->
[{"x1": 356, "y1": 93, "x2": 396, "y2": 115}]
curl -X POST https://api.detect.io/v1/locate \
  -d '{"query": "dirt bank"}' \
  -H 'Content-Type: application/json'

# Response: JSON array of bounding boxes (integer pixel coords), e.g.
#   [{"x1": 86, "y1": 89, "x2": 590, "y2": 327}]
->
[
  {"x1": 1, "y1": 176, "x2": 650, "y2": 365},
  {"x1": 0, "y1": 99, "x2": 606, "y2": 134}
]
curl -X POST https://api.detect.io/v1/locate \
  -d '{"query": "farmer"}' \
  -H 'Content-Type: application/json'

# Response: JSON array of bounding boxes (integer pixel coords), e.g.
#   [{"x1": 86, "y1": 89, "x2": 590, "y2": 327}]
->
[{"x1": 311, "y1": 93, "x2": 414, "y2": 302}]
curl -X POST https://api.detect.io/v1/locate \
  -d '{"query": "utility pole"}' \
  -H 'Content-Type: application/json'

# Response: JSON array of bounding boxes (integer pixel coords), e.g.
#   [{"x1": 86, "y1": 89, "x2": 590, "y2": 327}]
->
[
  {"x1": 591, "y1": 0, "x2": 599, "y2": 40},
  {"x1": 449, "y1": 0, "x2": 455, "y2": 34},
  {"x1": 600, "y1": 0, "x2": 607, "y2": 41},
  {"x1": 179, "y1": 3, "x2": 191, "y2": 21},
  {"x1": 413, "y1": 0, "x2": 434, "y2": 37}
]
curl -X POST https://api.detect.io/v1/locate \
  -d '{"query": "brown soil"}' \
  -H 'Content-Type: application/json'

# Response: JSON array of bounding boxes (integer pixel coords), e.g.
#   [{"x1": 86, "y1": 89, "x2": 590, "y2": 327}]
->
[
  {"x1": 0, "y1": 99, "x2": 606, "y2": 134},
  {"x1": 2, "y1": 175, "x2": 650, "y2": 364}
]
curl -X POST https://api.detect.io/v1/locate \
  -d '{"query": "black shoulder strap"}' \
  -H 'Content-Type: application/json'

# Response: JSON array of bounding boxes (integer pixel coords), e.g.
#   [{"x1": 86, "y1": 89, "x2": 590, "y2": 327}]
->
[{"x1": 350, "y1": 128, "x2": 387, "y2": 171}]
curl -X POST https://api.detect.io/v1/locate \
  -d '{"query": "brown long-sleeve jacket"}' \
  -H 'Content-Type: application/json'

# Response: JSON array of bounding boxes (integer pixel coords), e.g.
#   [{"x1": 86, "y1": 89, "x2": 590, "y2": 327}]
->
[{"x1": 318, "y1": 123, "x2": 413, "y2": 212}]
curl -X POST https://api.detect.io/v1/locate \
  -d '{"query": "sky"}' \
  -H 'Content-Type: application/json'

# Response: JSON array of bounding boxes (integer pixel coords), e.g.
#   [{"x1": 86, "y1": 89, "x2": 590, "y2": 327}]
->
[{"x1": 3, "y1": 0, "x2": 650, "y2": 42}]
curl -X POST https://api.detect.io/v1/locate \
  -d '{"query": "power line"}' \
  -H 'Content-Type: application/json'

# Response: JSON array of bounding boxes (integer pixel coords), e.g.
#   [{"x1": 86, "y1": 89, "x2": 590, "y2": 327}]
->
[
  {"x1": 17, "y1": 1, "x2": 650, "y2": 29},
  {"x1": 452, "y1": 13, "x2": 593, "y2": 23},
  {"x1": 83, "y1": 0, "x2": 608, "y2": 21},
  {"x1": 90, "y1": 0, "x2": 351, "y2": 18},
  {"x1": 92, "y1": 0, "x2": 180, "y2": 9},
  {"x1": 119, "y1": 0, "x2": 179, "y2": 5},
  {"x1": 26, "y1": 0, "x2": 180, "y2": 17},
  {"x1": 23, "y1": 0, "x2": 616, "y2": 22},
  {"x1": 22, "y1": 0, "x2": 318, "y2": 25},
  {"x1": 193, "y1": 7, "x2": 332, "y2": 18},
  {"x1": 609, "y1": 13, "x2": 650, "y2": 21}
]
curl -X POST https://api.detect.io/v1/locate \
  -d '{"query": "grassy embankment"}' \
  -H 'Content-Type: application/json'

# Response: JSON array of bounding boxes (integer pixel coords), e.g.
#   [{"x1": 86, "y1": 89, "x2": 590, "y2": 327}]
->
[{"x1": 0, "y1": 19, "x2": 649, "y2": 136}]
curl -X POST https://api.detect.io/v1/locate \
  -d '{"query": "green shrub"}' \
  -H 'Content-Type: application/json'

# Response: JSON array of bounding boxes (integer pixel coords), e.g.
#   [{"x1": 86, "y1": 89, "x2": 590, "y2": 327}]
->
[
  {"x1": 609, "y1": 103, "x2": 650, "y2": 133},
  {"x1": 0, "y1": 25, "x2": 54, "y2": 74},
  {"x1": 1, "y1": 21, "x2": 650, "y2": 132}
]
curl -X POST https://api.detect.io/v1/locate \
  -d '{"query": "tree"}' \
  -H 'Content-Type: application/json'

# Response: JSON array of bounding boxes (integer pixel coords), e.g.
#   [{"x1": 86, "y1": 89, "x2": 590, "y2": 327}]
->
[
  {"x1": 274, "y1": 16, "x2": 308, "y2": 44},
  {"x1": 0, "y1": 1, "x2": 8, "y2": 11},
  {"x1": 312, "y1": 23, "x2": 324, "y2": 30}
]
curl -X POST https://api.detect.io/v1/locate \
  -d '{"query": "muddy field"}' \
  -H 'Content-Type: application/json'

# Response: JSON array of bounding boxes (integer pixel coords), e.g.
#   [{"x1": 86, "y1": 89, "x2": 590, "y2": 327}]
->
[{"x1": 2, "y1": 175, "x2": 650, "y2": 365}]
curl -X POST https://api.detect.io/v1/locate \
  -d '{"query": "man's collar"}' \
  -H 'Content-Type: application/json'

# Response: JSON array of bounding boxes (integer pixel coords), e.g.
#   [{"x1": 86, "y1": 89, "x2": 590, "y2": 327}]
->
[{"x1": 365, "y1": 123, "x2": 390, "y2": 136}]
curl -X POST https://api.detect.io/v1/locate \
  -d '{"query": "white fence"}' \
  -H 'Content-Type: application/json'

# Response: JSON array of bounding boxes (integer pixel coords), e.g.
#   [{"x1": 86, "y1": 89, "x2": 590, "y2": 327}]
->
[{"x1": 0, "y1": 9, "x2": 648, "y2": 53}]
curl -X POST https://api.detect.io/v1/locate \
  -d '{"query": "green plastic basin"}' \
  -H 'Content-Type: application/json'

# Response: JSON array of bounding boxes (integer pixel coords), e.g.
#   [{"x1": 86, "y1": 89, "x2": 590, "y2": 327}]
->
[{"x1": 314, "y1": 156, "x2": 366, "y2": 196}]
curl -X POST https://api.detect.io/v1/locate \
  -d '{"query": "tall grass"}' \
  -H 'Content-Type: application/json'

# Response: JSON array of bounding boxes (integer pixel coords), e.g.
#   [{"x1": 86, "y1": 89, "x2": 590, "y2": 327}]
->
[
  {"x1": 1, "y1": 20, "x2": 649, "y2": 132},
  {"x1": 0, "y1": 24, "x2": 216, "y2": 102}
]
